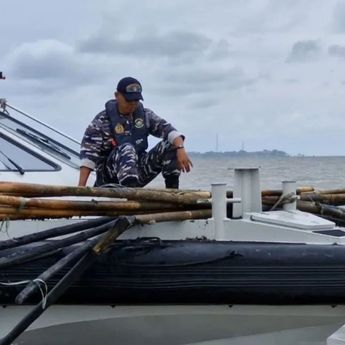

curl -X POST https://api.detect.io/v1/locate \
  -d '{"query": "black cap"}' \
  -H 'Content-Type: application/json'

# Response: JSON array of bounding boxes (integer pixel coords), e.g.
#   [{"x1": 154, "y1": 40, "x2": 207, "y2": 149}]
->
[{"x1": 117, "y1": 77, "x2": 143, "y2": 101}]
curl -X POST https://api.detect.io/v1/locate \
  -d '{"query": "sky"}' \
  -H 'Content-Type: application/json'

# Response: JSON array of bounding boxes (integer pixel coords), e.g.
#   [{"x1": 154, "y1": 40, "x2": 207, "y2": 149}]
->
[{"x1": 0, "y1": 0, "x2": 345, "y2": 156}]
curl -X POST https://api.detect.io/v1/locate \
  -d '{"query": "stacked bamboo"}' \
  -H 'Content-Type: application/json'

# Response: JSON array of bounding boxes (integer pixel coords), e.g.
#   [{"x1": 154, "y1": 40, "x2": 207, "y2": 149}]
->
[
  {"x1": 0, "y1": 181, "x2": 214, "y2": 345},
  {"x1": 0, "y1": 181, "x2": 212, "y2": 220},
  {"x1": 0, "y1": 181, "x2": 219, "y2": 345},
  {"x1": 1, "y1": 181, "x2": 345, "y2": 344},
  {"x1": 1, "y1": 181, "x2": 345, "y2": 222},
  {"x1": 261, "y1": 187, "x2": 345, "y2": 226}
]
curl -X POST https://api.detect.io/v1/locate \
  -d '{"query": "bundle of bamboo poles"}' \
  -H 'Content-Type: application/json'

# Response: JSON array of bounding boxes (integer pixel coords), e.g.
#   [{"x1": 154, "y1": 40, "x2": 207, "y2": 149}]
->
[
  {"x1": 1, "y1": 181, "x2": 345, "y2": 222},
  {"x1": 262, "y1": 187, "x2": 345, "y2": 226},
  {"x1": 0, "y1": 181, "x2": 212, "y2": 220},
  {"x1": 2, "y1": 180, "x2": 345, "y2": 345},
  {"x1": 0, "y1": 180, "x2": 213, "y2": 345}
]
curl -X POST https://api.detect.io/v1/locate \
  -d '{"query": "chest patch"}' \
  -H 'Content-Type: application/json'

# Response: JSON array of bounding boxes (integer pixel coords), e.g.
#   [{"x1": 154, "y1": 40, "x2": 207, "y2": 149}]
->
[
  {"x1": 115, "y1": 123, "x2": 124, "y2": 134},
  {"x1": 134, "y1": 118, "x2": 144, "y2": 129}
]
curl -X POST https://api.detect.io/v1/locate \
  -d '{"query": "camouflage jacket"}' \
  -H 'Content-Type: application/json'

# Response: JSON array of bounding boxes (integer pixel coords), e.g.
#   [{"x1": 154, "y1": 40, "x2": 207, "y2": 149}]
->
[{"x1": 80, "y1": 104, "x2": 183, "y2": 170}]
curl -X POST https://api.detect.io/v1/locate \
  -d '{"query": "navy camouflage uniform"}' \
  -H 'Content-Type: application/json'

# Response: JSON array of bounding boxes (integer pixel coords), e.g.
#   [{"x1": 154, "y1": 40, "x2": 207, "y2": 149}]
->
[{"x1": 80, "y1": 100, "x2": 182, "y2": 188}]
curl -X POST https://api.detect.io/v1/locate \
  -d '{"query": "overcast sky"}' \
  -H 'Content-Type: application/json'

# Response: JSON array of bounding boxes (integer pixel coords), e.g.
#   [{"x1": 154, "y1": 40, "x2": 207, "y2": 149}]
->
[{"x1": 1, "y1": 0, "x2": 345, "y2": 155}]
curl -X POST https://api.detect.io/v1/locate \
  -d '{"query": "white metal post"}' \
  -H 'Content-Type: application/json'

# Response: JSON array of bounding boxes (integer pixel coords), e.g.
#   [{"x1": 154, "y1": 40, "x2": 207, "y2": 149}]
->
[
  {"x1": 232, "y1": 168, "x2": 262, "y2": 218},
  {"x1": 211, "y1": 183, "x2": 227, "y2": 238},
  {"x1": 282, "y1": 180, "x2": 297, "y2": 211}
]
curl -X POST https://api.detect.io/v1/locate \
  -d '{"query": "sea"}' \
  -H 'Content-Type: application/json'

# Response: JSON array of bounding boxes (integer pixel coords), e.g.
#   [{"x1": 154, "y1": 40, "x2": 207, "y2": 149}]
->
[{"x1": 147, "y1": 156, "x2": 345, "y2": 191}]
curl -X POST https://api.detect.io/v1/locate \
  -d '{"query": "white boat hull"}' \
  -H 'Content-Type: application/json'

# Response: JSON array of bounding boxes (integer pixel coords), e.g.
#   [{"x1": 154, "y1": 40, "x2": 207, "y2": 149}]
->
[{"x1": 1, "y1": 305, "x2": 345, "y2": 344}]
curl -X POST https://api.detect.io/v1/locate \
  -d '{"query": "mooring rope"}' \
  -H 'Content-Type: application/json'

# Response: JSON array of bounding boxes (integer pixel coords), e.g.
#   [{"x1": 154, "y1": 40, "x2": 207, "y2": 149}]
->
[
  {"x1": 0, "y1": 279, "x2": 48, "y2": 309},
  {"x1": 270, "y1": 192, "x2": 297, "y2": 211},
  {"x1": 0, "y1": 217, "x2": 10, "y2": 238}
]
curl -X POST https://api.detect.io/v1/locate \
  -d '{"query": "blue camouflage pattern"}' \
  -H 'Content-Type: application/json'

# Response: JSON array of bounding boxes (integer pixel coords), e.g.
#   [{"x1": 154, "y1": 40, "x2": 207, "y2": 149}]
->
[{"x1": 80, "y1": 104, "x2": 182, "y2": 187}]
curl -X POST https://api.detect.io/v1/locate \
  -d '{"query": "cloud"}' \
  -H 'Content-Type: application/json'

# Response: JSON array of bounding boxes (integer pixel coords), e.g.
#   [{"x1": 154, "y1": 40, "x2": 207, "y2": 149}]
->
[
  {"x1": 3, "y1": 39, "x2": 105, "y2": 94},
  {"x1": 286, "y1": 40, "x2": 322, "y2": 63},
  {"x1": 328, "y1": 44, "x2": 345, "y2": 59},
  {"x1": 206, "y1": 40, "x2": 232, "y2": 60},
  {"x1": 332, "y1": 2, "x2": 345, "y2": 32},
  {"x1": 6, "y1": 40, "x2": 76, "y2": 79},
  {"x1": 78, "y1": 30, "x2": 212, "y2": 60},
  {"x1": 157, "y1": 66, "x2": 258, "y2": 97},
  {"x1": 233, "y1": 0, "x2": 319, "y2": 34}
]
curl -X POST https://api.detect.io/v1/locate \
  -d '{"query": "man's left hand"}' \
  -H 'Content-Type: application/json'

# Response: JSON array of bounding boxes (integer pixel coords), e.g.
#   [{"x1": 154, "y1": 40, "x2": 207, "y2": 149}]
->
[{"x1": 177, "y1": 148, "x2": 193, "y2": 173}]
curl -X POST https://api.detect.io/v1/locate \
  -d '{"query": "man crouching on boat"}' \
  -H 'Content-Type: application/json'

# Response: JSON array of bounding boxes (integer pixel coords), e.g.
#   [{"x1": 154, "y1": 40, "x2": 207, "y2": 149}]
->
[{"x1": 78, "y1": 76, "x2": 192, "y2": 189}]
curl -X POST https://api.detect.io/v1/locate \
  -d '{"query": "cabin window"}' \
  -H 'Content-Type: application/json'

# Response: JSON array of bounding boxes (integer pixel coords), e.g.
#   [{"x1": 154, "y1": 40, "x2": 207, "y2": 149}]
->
[{"x1": 0, "y1": 132, "x2": 60, "y2": 172}]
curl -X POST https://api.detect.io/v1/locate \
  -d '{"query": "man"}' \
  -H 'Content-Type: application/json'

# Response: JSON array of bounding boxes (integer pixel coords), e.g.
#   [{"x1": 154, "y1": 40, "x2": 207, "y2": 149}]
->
[{"x1": 79, "y1": 76, "x2": 192, "y2": 188}]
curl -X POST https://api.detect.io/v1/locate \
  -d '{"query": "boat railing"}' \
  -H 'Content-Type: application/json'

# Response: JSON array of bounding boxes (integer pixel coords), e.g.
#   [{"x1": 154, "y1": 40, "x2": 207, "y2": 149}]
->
[
  {"x1": 0, "y1": 99, "x2": 80, "y2": 146},
  {"x1": 0, "y1": 99, "x2": 81, "y2": 168}
]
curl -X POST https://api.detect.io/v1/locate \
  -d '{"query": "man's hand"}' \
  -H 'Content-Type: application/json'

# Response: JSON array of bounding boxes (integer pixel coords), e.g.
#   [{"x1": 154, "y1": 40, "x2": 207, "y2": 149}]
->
[
  {"x1": 172, "y1": 136, "x2": 193, "y2": 173},
  {"x1": 176, "y1": 148, "x2": 193, "y2": 173}
]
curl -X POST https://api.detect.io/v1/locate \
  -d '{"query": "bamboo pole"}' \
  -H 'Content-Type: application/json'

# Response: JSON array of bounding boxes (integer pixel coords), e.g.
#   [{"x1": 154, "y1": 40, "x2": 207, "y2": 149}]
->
[
  {"x1": 0, "y1": 195, "x2": 186, "y2": 211},
  {"x1": 316, "y1": 188, "x2": 345, "y2": 195},
  {"x1": 297, "y1": 200, "x2": 321, "y2": 214},
  {"x1": 0, "y1": 217, "x2": 113, "y2": 251},
  {"x1": 135, "y1": 209, "x2": 212, "y2": 225},
  {"x1": 227, "y1": 186, "x2": 314, "y2": 198},
  {"x1": 2, "y1": 208, "x2": 214, "y2": 345},
  {"x1": 0, "y1": 209, "x2": 212, "y2": 267},
  {"x1": 0, "y1": 219, "x2": 119, "y2": 268},
  {"x1": 0, "y1": 217, "x2": 135, "y2": 345},
  {"x1": 261, "y1": 186, "x2": 314, "y2": 197},
  {"x1": 0, "y1": 182, "x2": 208, "y2": 204},
  {"x1": 15, "y1": 240, "x2": 94, "y2": 304},
  {"x1": 0, "y1": 207, "x2": 169, "y2": 219},
  {"x1": 15, "y1": 218, "x2": 133, "y2": 305},
  {"x1": 300, "y1": 193, "x2": 345, "y2": 205}
]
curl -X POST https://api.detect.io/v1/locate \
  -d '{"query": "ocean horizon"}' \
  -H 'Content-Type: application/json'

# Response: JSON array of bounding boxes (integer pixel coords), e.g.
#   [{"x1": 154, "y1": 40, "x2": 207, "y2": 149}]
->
[{"x1": 147, "y1": 155, "x2": 345, "y2": 191}]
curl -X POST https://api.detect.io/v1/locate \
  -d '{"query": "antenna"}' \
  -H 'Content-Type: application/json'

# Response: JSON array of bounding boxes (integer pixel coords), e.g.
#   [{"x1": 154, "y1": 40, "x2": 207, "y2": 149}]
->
[{"x1": 216, "y1": 133, "x2": 219, "y2": 152}]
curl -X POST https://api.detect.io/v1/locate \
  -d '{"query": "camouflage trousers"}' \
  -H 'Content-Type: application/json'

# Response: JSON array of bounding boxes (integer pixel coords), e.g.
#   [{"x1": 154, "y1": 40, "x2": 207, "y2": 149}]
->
[{"x1": 95, "y1": 140, "x2": 180, "y2": 188}]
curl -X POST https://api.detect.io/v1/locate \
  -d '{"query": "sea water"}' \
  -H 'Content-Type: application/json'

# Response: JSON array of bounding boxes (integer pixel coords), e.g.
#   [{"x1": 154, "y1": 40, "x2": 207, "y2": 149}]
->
[{"x1": 147, "y1": 156, "x2": 345, "y2": 191}]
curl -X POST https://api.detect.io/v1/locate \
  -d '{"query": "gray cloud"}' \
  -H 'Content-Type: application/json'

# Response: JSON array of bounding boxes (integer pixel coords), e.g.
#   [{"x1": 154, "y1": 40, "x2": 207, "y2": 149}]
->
[
  {"x1": 284, "y1": 78, "x2": 300, "y2": 84},
  {"x1": 188, "y1": 98, "x2": 219, "y2": 110},
  {"x1": 206, "y1": 40, "x2": 232, "y2": 60},
  {"x1": 332, "y1": 2, "x2": 345, "y2": 32},
  {"x1": 286, "y1": 40, "x2": 322, "y2": 63},
  {"x1": 328, "y1": 44, "x2": 345, "y2": 59},
  {"x1": 78, "y1": 31, "x2": 212, "y2": 59},
  {"x1": 2, "y1": 0, "x2": 345, "y2": 155},
  {"x1": 158, "y1": 67, "x2": 258, "y2": 97},
  {"x1": 4, "y1": 39, "x2": 102, "y2": 93}
]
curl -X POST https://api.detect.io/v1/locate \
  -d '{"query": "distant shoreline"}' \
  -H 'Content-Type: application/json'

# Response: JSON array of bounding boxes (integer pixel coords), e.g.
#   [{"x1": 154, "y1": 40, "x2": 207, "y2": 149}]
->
[
  {"x1": 188, "y1": 151, "x2": 345, "y2": 158},
  {"x1": 189, "y1": 150, "x2": 288, "y2": 158}
]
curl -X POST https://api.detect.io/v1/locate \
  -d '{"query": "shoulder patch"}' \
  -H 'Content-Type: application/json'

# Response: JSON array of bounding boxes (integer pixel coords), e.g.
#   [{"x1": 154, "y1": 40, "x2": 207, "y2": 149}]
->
[
  {"x1": 134, "y1": 118, "x2": 144, "y2": 129},
  {"x1": 115, "y1": 123, "x2": 124, "y2": 134}
]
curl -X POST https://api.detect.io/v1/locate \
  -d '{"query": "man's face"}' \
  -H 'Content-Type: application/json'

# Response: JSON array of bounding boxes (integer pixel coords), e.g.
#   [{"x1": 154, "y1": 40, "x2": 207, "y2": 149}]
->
[{"x1": 115, "y1": 92, "x2": 139, "y2": 115}]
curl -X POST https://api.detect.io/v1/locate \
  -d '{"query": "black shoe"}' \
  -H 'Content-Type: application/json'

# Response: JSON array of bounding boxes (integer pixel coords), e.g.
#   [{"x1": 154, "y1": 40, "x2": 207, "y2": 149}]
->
[
  {"x1": 165, "y1": 176, "x2": 179, "y2": 189},
  {"x1": 121, "y1": 176, "x2": 139, "y2": 187}
]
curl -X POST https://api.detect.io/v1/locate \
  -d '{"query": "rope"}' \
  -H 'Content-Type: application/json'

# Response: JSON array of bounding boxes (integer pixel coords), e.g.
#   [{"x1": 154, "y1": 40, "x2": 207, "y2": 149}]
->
[
  {"x1": 0, "y1": 217, "x2": 10, "y2": 238},
  {"x1": 270, "y1": 192, "x2": 297, "y2": 211},
  {"x1": 16, "y1": 197, "x2": 26, "y2": 212},
  {"x1": 0, "y1": 279, "x2": 48, "y2": 309},
  {"x1": 0, "y1": 98, "x2": 7, "y2": 111}
]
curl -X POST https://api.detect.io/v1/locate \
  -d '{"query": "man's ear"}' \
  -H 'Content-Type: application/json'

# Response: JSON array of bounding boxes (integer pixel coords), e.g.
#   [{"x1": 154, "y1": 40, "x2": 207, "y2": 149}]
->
[{"x1": 114, "y1": 91, "x2": 118, "y2": 99}]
